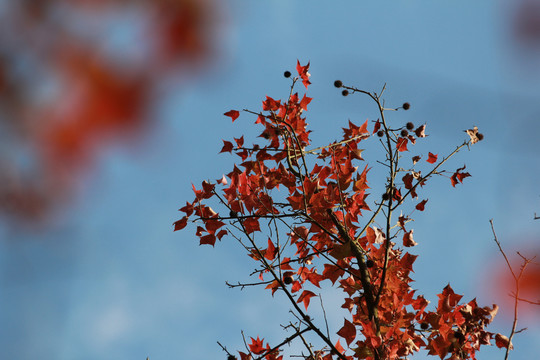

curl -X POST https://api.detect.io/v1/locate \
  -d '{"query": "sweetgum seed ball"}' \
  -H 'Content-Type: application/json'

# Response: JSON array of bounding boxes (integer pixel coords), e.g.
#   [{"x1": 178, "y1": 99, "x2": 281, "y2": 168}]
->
[
  {"x1": 366, "y1": 259, "x2": 375, "y2": 268},
  {"x1": 477, "y1": 133, "x2": 484, "y2": 141},
  {"x1": 403, "y1": 102, "x2": 411, "y2": 110},
  {"x1": 284, "y1": 70, "x2": 291, "y2": 78},
  {"x1": 284, "y1": 275, "x2": 294, "y2": 285},
  {"x1": 228, "y1": 355, "x2": 236, "y2": 360},
  {"x1": 382, "y1": 193, "x2": 389, "y2": 201},
  {"x1": 334, "y1": 80, "x2": 343, "y2": 88},
  {"x1": 377, "y1": 130, "x2": 385, "y2": 137},
  {"x1": 342, "y1": 89, "x2": 349, "y2": 96},
  {"x1": 229, "y1": 210, "x2": 238, "y2": 218},
  {"x1": 420, "y1": 322, "x2": 429, "y2": 330},
  {"x1": 400, "y1": 129, "x2": 409, "y2": 137},
  {"x1": 406, "y1": 122, "x2": 414, "y2": 130}
]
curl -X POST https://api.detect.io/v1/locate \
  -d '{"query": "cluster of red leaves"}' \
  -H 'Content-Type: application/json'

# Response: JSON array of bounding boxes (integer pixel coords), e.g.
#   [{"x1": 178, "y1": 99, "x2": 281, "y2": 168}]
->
[
  {"x1": 0, "y1": 0, "x2": 216, "y2": 224},
  {"x1": 175, "y1": 62, "x2": 508, "y2": 360}
]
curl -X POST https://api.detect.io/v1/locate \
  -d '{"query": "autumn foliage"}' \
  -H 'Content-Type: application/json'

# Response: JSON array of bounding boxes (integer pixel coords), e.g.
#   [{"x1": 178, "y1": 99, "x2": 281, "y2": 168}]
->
[
  {"x1": 174, "y1": 62, "x2": 513, "y2": 359},
  {"x1": 0, "y1": 0, "x2": 216, "y2": 223}
]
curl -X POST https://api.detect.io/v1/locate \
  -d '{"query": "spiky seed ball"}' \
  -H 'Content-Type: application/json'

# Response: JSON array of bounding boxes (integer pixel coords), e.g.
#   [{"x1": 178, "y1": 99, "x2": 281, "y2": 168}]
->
[
  {"x1": 334, "y1": 80, "x2": 343, "y2": 88},
  {"x1": 406, "y1": 122, "x2": 414, "y2": 130},
  {"x1": 382, "y1": 193, "x2": 389, "y2": 201},
  {"x1": 420, "y1": 322, "x2": 429, "y2": 330},
  {"x1": 400, "y1": 129, "x2": 409, "y2": 137},
  {"x1": 477, "y1": 133, "x2": 484, "y2": 141},
  {"x1": 402, "y1": 102, "x2": 411, "y2": 110},
  {"x1": 284, "y1": 70, "x2": 291, "y2": 78},
  {"x1": 229, "y1": 210, "x2": 238, "y2": 218},
  {"x1": 342, "y1": 89, "x2": 349, "y2": 96},
  {"x1": 377, "y1": 130, "x2": 385, "y2": 137},
  {"x1": 366, "y1": 259, "x2": 375, "y2": 268},
  {"x1": 283, "y1": 272, "x2": 294, "y2": 285},
  {"x1": 227, "y1": 355, "x2": 236, "y2": 360}
]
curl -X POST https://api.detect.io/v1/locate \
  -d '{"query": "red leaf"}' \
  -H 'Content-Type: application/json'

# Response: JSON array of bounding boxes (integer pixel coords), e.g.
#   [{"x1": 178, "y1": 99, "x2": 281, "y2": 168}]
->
[
  {"x1": 264, "y1": 238, "x2": 278, "y2": 260},
  {"x1": 372, "y1": 119, "x2": 381, "y2": 134},
  {"x1": 224, "y1": 110, "x2": 240, "y2": 122},
  {"x1": 296, "y1": 60, "x2": 311, "y2": 89},
  {"x1": 206, "y1": 219, "x2": 225, "y2": 233},
  {"x1": 297, "y1": 290, "x2": 316, "y2": 310},
  {"x1": 262, "y1": 96, "x2": 281, "y2": 111},
  {"x1": 450, "y1": 165, "x2": 471, "y2": 187},
  {"x1": 427, "y1": 152, "x2": 438, "y2": 164},
  {"x1": 173, "y1": 217, "x2": 188, "y2": 231},
  {"x1": 334, "y1": 339, "x2": 345, "y2": 354},
  {"x1": 337, "y1": 318, "x2": 356, "y2": 346},
  {"x1": 239, "y1": 351, "x2": 252, "y2": 360},
  {"x1": 299, "y1": 94, "x2": 312, "y2": 110},
  {"x1": 402, "y1": 173, "x2": 414, "y2": 189},
  {"x1": 249, "y1": 336, "x2": 266, "y2": 355},
  {"x1": 403, "y1": 230, "x2": 417, "y2": 247},
  {"x1": 220, "y1": 140, "x2": 234, "y2": 153},
  {"x1": 416, "y1": 199, "x2": 428, "y2": 211},
  {"x1": 243, "y1": 217, "x2": 261, "y2": 234},
  {"x1": 200, "y1": 233, "x2": 217, "y2": 246},
  {"x1": 396, "y1": 137, "x2": 408, "y2": 152}
]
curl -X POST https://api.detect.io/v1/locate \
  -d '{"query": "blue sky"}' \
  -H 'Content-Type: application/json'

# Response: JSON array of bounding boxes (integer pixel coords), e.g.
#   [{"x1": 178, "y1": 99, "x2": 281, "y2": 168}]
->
[{"x1": 1, "y1": 1, "x2": 539, "y2": 359}]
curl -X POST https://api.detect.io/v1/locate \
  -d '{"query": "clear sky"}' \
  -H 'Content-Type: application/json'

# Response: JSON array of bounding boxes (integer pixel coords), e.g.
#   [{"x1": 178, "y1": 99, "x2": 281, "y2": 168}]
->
[{"x1": 1, "y1": 1, "x2": 539, "y2": 359}]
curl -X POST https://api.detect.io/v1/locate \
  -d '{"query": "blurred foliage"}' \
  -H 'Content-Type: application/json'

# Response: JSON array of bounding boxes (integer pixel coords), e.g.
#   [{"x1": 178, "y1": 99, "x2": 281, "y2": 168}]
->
[{"x1": 0, "y1": 0, "x2": 216, "y2": 224}]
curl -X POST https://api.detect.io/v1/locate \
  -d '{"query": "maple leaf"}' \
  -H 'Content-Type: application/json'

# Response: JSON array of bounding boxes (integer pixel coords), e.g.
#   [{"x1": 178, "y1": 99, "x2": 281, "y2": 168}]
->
[
  {"x1": 173, "y1": 217, "x2": 187, "y2": 231},
  {"x1": 249, "y1": 336, "x2": 267, "y2": 355},
  {"x1": 297, "y1": 290, "x2": 316, "y2": 310},
  {"x1": 403, "y1": 229, "x2": 417, "y2": 247},
  {"x1": 396, "y1": 137, "x2": 408, "y2": 152},
  {"x1": 239, "y1": 351, "x2": 252, "y2": 360},
  {"x1": 416, "y1": 199, "x2": 428, "y2": 211},
  {"x1": 337, "y1": 318, "x2": 356, "y2": 346},
  {"x1": 224, "y1": 110, "x2": 240, "y2": 122},
  {"x1": 334, "y1": 339, "x2": 345, "y2": 354},
  {"x1": 262, "y1": 96, "x2": 281, "y2": 111},
  {"x1": 366, "y1": 226, "x2": 385, "y2": 244},
  {"x1": 220, "y1": 140, "x2": 234, "y2": 153},
  {"x1": 329, "y1": 242, "x2": 353, "y2": 260},
  {"x1": 427, "y1": 152, "x2": 438, "y2": 164},
  {"x1": 323, "y1": 264, "x2": 345, "y2": 284},
  {"x1": 296, "y1": 60, "x2": 311, "y2": 89},
  {"x1": 264, "y1": 238, "x2": 279, "y2": 260},
  {"x1": 437, "y1": 284, "x2": 463, "y2": 313},
  {"x1": 200, "y1": 233, "x2": 217, "y2": 246},
  {"x1": 299, "y1": 94, "x2": 312, "y2": 110},
  {"x1": 372, "y1": 119, "x2": 381, "y2": 134},
  {"x1": 450, "y1": 165, "x2": 471, "y2": 187},
  {"x1": 402, "y1": 173, "x2": 414, "y2": 189},
  {"x1": 243, "y1": 217, "x2": 261, "y2": 234}
]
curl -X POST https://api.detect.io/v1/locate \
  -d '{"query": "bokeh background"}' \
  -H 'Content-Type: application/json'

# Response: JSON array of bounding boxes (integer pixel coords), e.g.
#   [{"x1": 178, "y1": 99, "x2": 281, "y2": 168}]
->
[{"x1": 0, "y1": 1, "x2": 539, "y2": 359}]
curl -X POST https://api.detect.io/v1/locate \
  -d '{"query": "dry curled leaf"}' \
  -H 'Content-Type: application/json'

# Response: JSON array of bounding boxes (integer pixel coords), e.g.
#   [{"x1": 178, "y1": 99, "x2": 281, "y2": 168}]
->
[{"x1": 465, "y1": 126, "x2": 481, "y2": 144}]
